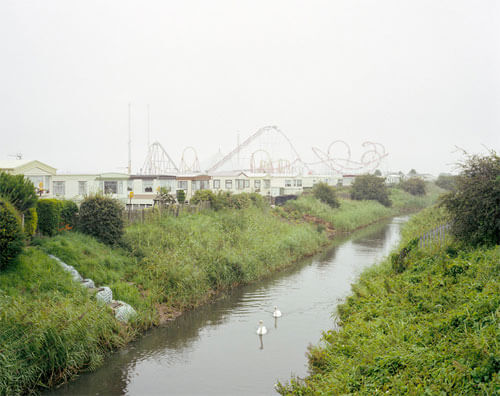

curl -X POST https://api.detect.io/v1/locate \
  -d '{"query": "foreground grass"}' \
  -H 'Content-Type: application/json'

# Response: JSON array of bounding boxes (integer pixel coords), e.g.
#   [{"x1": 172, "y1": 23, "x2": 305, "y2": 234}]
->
[
  {"x1": 277, "y1": 207, "x2": 500, "y2": 395},
  {"x1": 0, "y1": 249, "x2": 128, "y2": 395},
  {"x1": 285, "y1": 183, "x2": 444, "y2": 232}
]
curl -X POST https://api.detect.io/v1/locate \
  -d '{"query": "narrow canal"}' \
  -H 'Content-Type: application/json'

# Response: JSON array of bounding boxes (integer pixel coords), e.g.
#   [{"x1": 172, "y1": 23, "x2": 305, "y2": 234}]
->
[{"x1": 49, "y1": 216, "x2": 408, "y2": 396}]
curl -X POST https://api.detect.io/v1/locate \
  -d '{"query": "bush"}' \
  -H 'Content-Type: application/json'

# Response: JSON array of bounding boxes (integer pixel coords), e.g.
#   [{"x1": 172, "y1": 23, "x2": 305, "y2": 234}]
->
[
  {"x1": 176, "y1": 189, "x2": 186, "y2": 204},
  {"x1": 0, "y1": 172, "x2": 37, "y2": 213},
  {"x1": 190, "y1": 189, "x2": 216, "y2": 205},
  {"x1": 399, "y1": 177, "x2": 426, "y2": 196},
  {"x1": 60, "y1": 200, "x2": 78, "y2": 229},
  {"x1": 351, "y1": 174, "x2": 392, "y2": 207},
  {"x1": 36, "y1": 199, "x2": 62, "y2": 236},
  {"x1": 441, "y1": 152, "x2": 500, "y2": 246},
  {"x1": 312, "y1": 182, "x2": 340, "y2": 208},
  {"x1": 0, "y1": 198, "x2": 24, "y2": 270},
  {"x1": 435, "y1": 174, "x2": 457, "y2": 191},
  {"x1": 247, "y1": 192, "x2": 268, "y2": 209},
  {"x1": 24, "y1": 207, "x2": 38, "y2": 237},
  {"x1": 79, "y1": 195, "x2": 124, "y2": 245}
]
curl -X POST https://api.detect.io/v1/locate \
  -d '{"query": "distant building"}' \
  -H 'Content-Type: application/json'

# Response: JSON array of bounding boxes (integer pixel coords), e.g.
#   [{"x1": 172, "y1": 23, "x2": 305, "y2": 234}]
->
[
  {"x1": 1, "y1": 159, "x2": 342, "y2": 206},
  {"x1": 0, "y1": 160, "x2": 56, "y2": 197}
]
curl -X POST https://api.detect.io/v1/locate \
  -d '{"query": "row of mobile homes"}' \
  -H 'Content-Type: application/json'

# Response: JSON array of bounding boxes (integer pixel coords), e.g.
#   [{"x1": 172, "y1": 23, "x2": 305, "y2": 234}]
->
[{"x1": 1, "y1": 159, "x2": 344, "y2": 206}]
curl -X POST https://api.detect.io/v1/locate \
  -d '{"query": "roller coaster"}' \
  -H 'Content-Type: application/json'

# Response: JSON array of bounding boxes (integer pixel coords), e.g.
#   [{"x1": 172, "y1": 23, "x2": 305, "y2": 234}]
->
[{"x1": 140, "y1": 126, "x2": 388, "y2": 175}]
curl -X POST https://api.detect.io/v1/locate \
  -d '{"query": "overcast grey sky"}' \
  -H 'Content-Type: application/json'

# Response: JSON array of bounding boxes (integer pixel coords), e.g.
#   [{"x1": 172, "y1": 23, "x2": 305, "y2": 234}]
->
[{"x1": 1, "y1": 0, "x2": 499, "y2": 174}]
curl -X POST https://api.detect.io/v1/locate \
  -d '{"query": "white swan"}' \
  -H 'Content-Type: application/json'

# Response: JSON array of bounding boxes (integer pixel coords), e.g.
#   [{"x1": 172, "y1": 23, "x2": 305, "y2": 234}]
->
[
  {"x1": 256, "y1": 320, "x2": 267, "y2": 335},
  {"x1": 273, "y1": 306, "x2": 282, "y2": 318}
]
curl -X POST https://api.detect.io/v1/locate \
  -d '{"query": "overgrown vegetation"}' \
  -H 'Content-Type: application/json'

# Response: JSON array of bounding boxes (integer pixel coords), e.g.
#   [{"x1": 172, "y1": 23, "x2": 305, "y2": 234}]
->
[
  {"x1": 435, "y1": 173, "x2": 457, "y2": 191},
  {"x1": 284, "y1": 184, "x2": 443, "y2": 232},
  {"x1": 441, "y1": 151, "x2": 500, "y2": 246},
  {"x1": 0, "y1": 171, "x2": 38, "y2": 214},
  {"x1": 36, "y1": 199, "x2": 62, "y2": 236},
  {"x1": 399, "y1": 176, "x2": 426, "y2": 196},
  {"x1": 60, "y1": 199, "x2": 79, "y2": 229},
  {"x1": 78, "y1": 195, "x2": 124, "y2": 245},
  {"x1": 0, "y1": 249, "x2": 128, "y2": 394},
  {"x1": 191, "y1": 190, "x2": 267, "y2": 211},
  {"x1": 277, "y1": 206, "x2": 499, "y2": 395},
  {"x1": 0, "y1": 198, "x2": 24, "y2": 270},
  {"x1": 351, "y1": 174, "x2": 392, "y2": 207},
  {"x1": 312, "y1": 182, "x2": 340, "y2": 208}
]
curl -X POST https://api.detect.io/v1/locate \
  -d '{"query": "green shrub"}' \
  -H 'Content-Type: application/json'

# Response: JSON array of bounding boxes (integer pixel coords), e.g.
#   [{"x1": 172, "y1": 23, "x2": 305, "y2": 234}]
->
[
  {"x1": 60, "y1": 200, "x2": 78, "y2": 229},
  {"x1": 176, "y1": 189, "x2": 186, "y2": 204},
  {"x1": 247, "y1": 192, "x2": 268, "y2": 209},
  {"x1": 230, "y1": 193, "x2": 252, "y2": 209},
  {"x1": 399, "y1": 177, "x2": 426, "y2": 196},
  {"x1": 79, "y1": 195, "x2": 124, "y2": 245},
  {"x1": 36, "y1": 199, "x2": 62, "y2": 236},
  {"x1": 0, "y1": 172, "x2": 38, "y2": 214},
  {"x1": 190, "y1": 189, "x2": 216, "y2": 205},
  {"x1": 312, "y1": 182, "x2": 340, "y2": 208},
  {"x1": 351, "y1": 174, "x2": 391, "y2": 207},
  {"x1": 0, "y1": 198, "x2": 24, "y2": 270},
  {"x1": 435, "y1": 174, "x2": 457, "y2": 191},
  {"x1": 24, "y1": 207, "x2": 38, "y2": 237},
  {"x1": 441, "y1": 151, "x2": 500, "y2": 246}
]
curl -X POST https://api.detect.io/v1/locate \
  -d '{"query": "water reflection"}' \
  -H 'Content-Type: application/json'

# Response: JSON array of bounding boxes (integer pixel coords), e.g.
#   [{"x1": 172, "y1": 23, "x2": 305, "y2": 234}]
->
[{"x1": 48, "y1": 216, "x2": 408, "y2": 396}]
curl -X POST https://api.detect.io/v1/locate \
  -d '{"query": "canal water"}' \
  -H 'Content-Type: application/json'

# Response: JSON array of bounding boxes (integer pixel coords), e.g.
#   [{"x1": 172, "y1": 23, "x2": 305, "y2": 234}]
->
[{"x1": 49, "y1": 216, "x2": 408, "y2": 396}]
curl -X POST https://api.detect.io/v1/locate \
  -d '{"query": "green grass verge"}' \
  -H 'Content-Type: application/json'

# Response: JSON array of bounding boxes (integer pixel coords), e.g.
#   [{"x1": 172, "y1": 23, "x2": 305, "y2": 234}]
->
[
  {"x1": 277, "y1": 206, "x2": 500, "y2": 395},
  {"x1": 284, "y1": 183, "x2": 445, "y2": 232}
]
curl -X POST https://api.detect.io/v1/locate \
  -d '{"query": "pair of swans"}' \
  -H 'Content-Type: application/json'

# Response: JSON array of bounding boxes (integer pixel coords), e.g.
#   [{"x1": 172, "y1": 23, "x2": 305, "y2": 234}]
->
[{"x1": 256, "y1": 306, "x2": 281, "y2": 335}]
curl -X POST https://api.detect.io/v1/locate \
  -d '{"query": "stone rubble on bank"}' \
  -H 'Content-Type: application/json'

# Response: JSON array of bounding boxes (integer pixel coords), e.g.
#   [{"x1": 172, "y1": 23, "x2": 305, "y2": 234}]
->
[{"x1": 48, "y1": 254, "x2": 136, "y2": 322}]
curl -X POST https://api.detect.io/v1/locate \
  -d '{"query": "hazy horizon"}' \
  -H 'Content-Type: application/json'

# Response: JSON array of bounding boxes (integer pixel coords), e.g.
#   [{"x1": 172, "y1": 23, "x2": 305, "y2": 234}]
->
[{"x1": 1, "y1": 1, "x2": 499, "y2": 175}]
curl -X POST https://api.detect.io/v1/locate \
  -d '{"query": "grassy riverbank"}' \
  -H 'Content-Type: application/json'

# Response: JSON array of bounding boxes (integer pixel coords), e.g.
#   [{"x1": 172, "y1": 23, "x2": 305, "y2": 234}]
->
[
  {"x1": 283, "y1": 183, "x2": 444, "y2": 232},
  {"x1": 0, "y1": 206, "x2": 327, "y2": 394},
  {"x1": 277, "y1": 206, "x2": 500, "y2": 395},
  {"x1": 0, "y1": 187, "x2": 444, "y2": 394}
]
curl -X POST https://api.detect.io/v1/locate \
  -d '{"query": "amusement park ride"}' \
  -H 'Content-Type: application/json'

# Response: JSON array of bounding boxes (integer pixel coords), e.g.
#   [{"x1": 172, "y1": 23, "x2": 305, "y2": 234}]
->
[{"x1": 139, "y1": 126, "x2": 388, "y2": 176}]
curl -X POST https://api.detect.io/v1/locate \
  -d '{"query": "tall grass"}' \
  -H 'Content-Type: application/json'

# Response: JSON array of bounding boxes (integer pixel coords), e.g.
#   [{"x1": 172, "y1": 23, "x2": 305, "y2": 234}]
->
[
  {"x1": 0, "y1": 249, "x2": 127, "y2": 395},
  {"x1": 285, "y1": 183, "x2": 445, "y2": 232},
  {"x1": 124, "y1": 207, "x2": 327, "y2": 310},
  {"x1": 277, "y1": 207, "x2": 500, "y2": 395}
]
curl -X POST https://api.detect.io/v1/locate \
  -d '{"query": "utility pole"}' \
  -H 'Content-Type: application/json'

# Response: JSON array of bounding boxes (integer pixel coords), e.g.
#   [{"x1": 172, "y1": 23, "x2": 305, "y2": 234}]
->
[
  {"x1": 147, "y1": 104, "x2": 151, "y2": 149},
  {"x1": 128, "y1": 103, "x2": 132, "y2": 175}
]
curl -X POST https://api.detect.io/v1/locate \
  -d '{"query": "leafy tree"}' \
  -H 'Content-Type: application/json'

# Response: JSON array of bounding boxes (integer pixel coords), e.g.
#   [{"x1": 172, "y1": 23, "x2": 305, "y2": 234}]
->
[
  {"x1": 374, "y1": 169, "x2": 382, "y2": 176},
  {"x1": 409, "y1": 169, "x2": 417, "y2": 176},
  {"x1": 351, "y1": 174, "x2": 391, "y2": 207},
  {"x1": 399, "y1": 177, "x2": 426, "y2": 196},
  {"x1": 79, "y1": 195, "x2": 124, "y2": 245},
  {"x1": 441, "y1": 152, "x2": 500, "y2": 246},
  {"x1": 312, "y1": 182, "x2": 340, "y2": 208},
  {"x1": 176, "y1": 189, "x2": 186, "y2": 204},
  {"x1": 0, "y1": 172, "x2": 37, "y2": 214},
  {"x1": 435, "y1": 174, "x2": 457, "y2": 191},
  {"x1": 0, "y1": 197, "x2": 24, "y2": 270}
]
